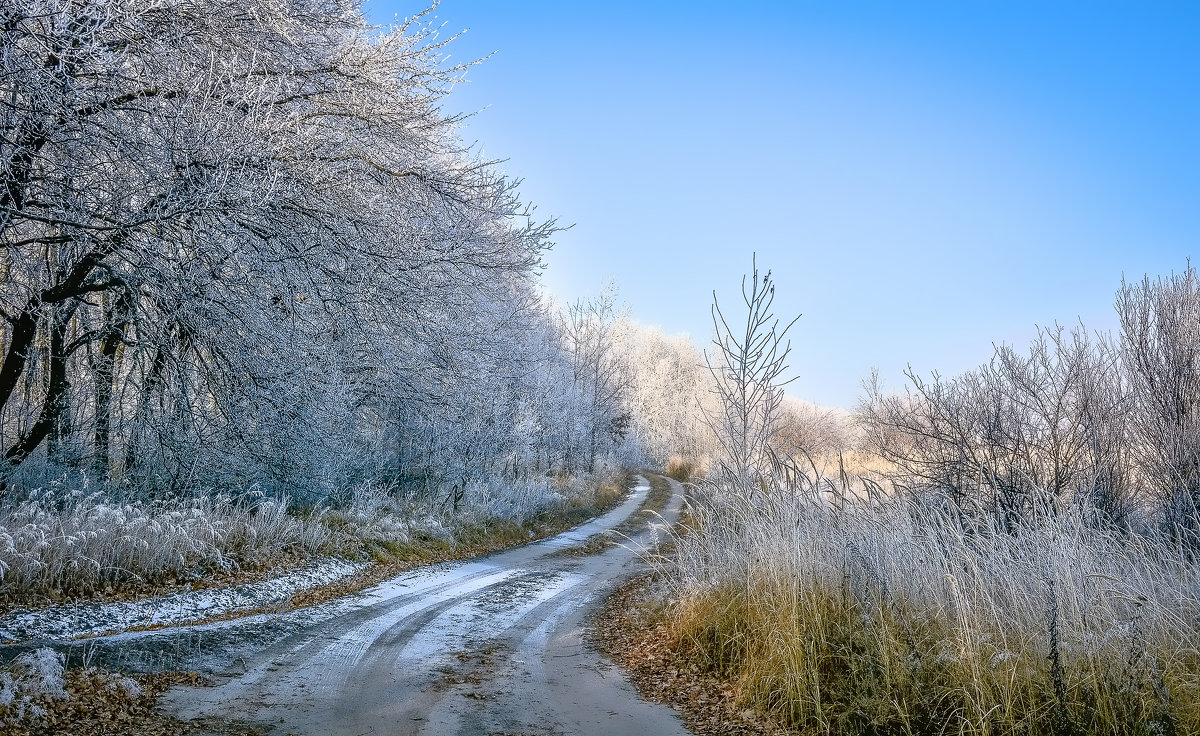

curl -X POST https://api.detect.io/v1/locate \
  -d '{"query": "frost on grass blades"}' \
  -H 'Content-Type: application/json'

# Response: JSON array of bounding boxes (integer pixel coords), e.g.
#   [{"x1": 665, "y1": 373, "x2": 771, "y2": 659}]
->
[
  {"x1": 0, "y1": 472, "x2": 626, "y2": 613},
  {"x1": 645, "y1": 260, "x2": 1200, "y2": 735},
  {"x1": 665, "y1": 479, "x2": 1200, "y2": 734},
  {"x1": 0, "y1": 648, "x2": 67, "y2": 720}
]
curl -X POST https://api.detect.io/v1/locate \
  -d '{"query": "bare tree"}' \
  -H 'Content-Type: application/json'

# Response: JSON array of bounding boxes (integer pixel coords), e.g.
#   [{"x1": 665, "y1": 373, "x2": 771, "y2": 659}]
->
[
  {"x1": 702, "y1": 256, "x2": 799, "y2": 495},
  {"x1": 860, "y1": 323, "x2": 1132, "y2": 526},
  {"x1": 1118, "y1": 266, "x2": 1200, "y2": 541},
  {"x1": 560, "y1": 288, "x2": 632, "y2": 472}
]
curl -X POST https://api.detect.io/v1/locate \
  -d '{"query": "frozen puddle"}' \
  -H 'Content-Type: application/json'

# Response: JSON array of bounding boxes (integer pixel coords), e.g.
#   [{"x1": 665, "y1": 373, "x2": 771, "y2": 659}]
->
[{"x1": 0, "y1": 557, "x2": 367, "y2": 642}]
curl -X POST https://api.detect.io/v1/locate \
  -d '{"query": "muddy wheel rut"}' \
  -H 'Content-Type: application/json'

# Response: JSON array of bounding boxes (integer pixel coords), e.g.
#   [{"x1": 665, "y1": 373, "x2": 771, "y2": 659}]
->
[{"x1": 36, "y1": 474, "x2": 689, "y2": 736}]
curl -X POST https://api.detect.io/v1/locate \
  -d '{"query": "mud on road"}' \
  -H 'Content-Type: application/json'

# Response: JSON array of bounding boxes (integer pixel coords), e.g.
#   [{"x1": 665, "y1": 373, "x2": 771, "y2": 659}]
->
[{"x1": 51, "y1": 474, "x2": 690, "y2": 736}]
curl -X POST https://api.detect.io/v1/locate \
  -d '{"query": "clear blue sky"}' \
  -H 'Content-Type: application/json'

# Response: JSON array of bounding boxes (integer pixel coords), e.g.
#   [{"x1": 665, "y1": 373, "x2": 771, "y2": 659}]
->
[{"x1": 366, "y1": 1, "x2": 1199, "y2": 409}]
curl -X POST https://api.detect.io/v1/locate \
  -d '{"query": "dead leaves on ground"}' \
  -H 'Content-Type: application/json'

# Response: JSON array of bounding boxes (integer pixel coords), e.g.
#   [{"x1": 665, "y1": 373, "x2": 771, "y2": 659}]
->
[
  {"x1": 592, "y1": 574, "x2": 792, "y2": 736},
  {"x1": 0, "y1": 669, "x2": 230, "y2": 736}
]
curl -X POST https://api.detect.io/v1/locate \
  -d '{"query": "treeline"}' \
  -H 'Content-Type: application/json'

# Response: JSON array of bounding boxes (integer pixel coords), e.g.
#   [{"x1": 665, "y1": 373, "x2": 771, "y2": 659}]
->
[
  {"x1": 0, "y1": 1, "x2": 703, "y2": 504},
  {"x1": 861, "y1": 266, "x2": 1200, "y2": 539}
]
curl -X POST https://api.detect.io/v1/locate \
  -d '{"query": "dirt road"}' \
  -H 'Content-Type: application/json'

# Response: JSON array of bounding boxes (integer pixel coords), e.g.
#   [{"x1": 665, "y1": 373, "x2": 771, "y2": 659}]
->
[{"x1": 154, "y1": 474, "x2": 689, "y2": 735}]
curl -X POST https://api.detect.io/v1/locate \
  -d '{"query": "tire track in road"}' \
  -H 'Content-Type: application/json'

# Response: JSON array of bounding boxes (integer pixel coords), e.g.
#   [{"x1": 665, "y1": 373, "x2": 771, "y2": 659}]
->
[{"x1": 160, "y1": 474, "x2": 690, "y2": 736}]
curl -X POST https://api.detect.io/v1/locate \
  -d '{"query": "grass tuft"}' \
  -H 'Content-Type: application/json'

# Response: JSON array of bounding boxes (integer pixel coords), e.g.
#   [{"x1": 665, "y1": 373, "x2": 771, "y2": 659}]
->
[{"x1": 664, "y1": 456, "x2": 702, "y2": 483}]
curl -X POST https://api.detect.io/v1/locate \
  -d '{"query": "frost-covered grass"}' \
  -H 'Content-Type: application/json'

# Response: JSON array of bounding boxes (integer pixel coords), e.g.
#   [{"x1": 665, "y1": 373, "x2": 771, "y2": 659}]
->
[
  {"x1": 0, "y1": 647, "x2": 166, "y2": 733},
  {"x1": 0, "y1": 470, "x2": 630, "y2": 609},
  {"x1": 658, "y1": 483, "x2": 1200, "y2": 735},
  {"x1": 0, "y1": 486, "x2": 327, "y2": 603},
  {"x1": 0, "y1": 648, "x2": 69, "y2": 721}
]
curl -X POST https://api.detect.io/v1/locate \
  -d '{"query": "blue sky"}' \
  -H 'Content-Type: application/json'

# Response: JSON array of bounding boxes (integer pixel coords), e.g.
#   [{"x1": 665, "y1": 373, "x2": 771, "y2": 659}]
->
[{"x1": 366, "y1": 1, "x2": 1199, "y2": 409}]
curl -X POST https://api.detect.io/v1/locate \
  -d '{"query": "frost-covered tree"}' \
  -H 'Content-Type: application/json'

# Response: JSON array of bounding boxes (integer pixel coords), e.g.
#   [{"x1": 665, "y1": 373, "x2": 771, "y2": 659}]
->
[
  {"x1": 0, "y1": 0, "x2": 557, "y2": 498},
  {"x1": 1118, "y1": 267, "x2": 1200, "y2": 540},
  {"x1": 559, "y1": 289, "x2": 634, "y2": 472},
  {"x1": 617, "y1": 325, "x2": 708, "y2": 466}
]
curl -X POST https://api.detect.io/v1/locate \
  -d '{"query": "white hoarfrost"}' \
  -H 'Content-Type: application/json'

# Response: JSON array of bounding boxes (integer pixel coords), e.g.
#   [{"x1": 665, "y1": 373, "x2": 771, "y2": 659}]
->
[
  {"x1": 0, "y1": 557, "x2": 366, "y2": 642},
  {"x1": 0, "y1": 648, "x2": 66, "y2": 720}
]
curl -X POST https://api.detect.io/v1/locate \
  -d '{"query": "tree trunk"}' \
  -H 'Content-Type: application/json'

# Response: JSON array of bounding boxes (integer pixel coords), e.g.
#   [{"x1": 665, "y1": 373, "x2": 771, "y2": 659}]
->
[
  {"x1": 92, "y1": 328, "x2": 122, "y2": 482},
  {"x1": 124, "y1": 342, "x2": 169, "y2": 477},
  {"x1": 0, "y1": 308, "x2": 39, "y2": 421},
  {"x1": 5, "y1": 305, "x2": 73, "y2": 465}
]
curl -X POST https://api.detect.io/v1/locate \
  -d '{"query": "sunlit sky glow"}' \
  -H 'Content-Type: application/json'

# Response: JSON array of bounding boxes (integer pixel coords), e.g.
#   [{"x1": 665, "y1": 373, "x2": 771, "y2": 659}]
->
[{"x1": 366, "y1": 1, "x2": 1199, "y2": 409}]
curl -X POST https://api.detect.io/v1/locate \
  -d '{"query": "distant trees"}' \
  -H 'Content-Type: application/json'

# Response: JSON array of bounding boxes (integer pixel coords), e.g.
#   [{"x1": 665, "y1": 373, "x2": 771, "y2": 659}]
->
[
  {"x1": 771, "y1": 396, "x2": 854, "y2": 461},
  {"x1": 618, "y1": 326, "x2": 709, "y2": 466},
  {"x1": 560, "y1": 289, "x2": 632, "y2": 473}
]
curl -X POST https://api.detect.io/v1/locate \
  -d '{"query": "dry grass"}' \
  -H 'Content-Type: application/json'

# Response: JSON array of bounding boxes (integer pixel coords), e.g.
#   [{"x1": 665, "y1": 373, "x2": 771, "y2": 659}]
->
[
  {"x1": 665, "y1": 455, "x2": 704, "y2": 483},
  {"x1": 595, "y1": 574, "x2": 793, "y2": 735},
  {"x1": 0, "y1": 470, "x2": 636, "y2": 612},
  {"x1": 651, "y1": 482, "x2": 1200, "y2": 735}
]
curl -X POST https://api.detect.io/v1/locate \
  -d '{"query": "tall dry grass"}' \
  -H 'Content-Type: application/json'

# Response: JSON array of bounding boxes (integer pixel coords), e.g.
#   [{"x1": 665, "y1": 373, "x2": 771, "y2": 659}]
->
[
  {"x1": 0, "y1": 470, "x2": 627, "y2": 605},
  {"x1": 665, "y1": 455, "x2": 706, "y2": 483},
  {"x1": 660, "y1": 480, "x2": 1200, "y2": 735},
  {"x1": 0, "y1": 487, "x2": 327, "y2": 601}
]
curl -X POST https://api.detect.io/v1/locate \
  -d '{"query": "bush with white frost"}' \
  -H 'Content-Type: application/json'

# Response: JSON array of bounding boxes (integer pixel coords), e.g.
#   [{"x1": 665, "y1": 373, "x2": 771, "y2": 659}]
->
[{"x1": 0, "y1": 648, "x2": 66, "y2": 721}]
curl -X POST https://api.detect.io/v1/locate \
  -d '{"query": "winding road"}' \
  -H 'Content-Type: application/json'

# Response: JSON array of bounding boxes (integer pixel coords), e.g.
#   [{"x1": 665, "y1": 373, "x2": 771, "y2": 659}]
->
[{"x1": 142, "y1": 474, "x2": 690, "y2": 735}]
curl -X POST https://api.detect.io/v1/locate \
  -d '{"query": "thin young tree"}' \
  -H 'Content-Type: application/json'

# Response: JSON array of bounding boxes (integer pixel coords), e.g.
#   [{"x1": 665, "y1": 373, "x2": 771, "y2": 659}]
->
[{"x1": 702, "y1": 255, "x2": 799, "y2": 496}]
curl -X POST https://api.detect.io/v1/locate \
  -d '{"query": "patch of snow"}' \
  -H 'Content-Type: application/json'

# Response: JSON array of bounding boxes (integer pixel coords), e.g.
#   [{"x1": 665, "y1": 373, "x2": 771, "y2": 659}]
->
[{"x1": 0, "y1": 557, "x2": 367, "y2": 642}]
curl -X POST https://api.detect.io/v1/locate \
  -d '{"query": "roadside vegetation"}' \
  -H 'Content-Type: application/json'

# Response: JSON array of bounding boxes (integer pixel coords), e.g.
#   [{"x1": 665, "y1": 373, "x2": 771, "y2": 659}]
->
[
  {"x1": 663, "y1": 478, "x2": 1199, "y2": 735},
  {"x1": 0, "y1": 647, "x2": 215, "y2": 736},
  {"x1": 0, "y1": 470, "x2": 634, "y2": 611},
  {"x1": 618, "y1": 262, "x2": 1200, "y2": 735}
]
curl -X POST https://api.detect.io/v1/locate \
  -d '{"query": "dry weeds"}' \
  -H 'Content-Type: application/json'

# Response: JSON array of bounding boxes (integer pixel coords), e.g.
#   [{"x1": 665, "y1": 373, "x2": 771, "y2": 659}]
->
[{"x1": 594, "y1": 574, "x2": 792, "y2": 736}]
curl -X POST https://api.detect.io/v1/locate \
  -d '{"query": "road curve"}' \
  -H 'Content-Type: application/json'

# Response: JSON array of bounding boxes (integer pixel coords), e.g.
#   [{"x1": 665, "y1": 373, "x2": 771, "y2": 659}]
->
[{"x1": 156, "y1": 474, "x2": 690, "y2": 735}]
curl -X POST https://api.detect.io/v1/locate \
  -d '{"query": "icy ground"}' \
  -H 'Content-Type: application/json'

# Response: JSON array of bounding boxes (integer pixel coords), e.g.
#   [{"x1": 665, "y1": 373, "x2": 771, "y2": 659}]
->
[
  {"x1": 159, "y1": 475, "x2": 690, "y2": 735},
  {"x1": 0, "y1": 557, "x2": 367, "y2": 642}
]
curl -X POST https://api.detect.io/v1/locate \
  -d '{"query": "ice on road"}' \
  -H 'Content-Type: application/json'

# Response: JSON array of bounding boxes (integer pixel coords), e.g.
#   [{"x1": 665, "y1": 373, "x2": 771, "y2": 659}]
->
[{"x1": 150, "y1": 474, "x2": 690, "y2": 735}]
